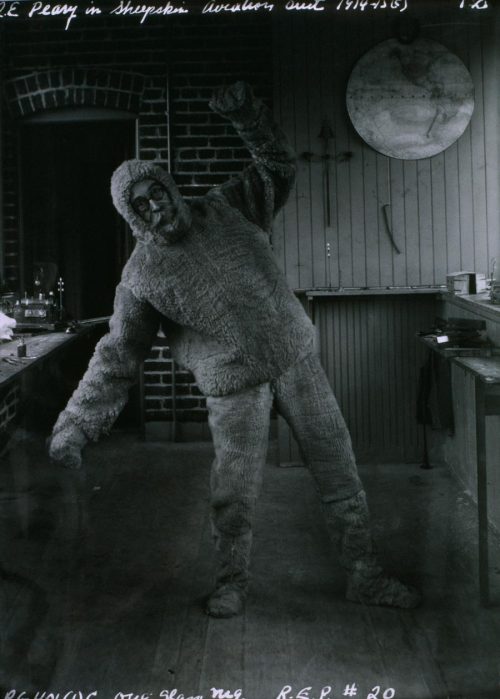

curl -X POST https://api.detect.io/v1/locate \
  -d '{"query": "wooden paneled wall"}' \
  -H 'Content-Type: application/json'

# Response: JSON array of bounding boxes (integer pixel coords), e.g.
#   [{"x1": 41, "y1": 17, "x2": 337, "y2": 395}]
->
[
  {"x1": 272, "y1": 8, "x2": 499, "y2": 290},
  {"x1": 271, "y1": 7, "x2": 499, "y2": 466},
  {"x1": 314, "y1": 294, "x2": 436, "y2": 463}
]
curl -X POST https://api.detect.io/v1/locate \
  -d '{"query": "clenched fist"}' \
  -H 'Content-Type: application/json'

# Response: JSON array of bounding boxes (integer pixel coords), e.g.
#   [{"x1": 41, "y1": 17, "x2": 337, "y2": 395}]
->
[{"x1": 209, "y1": 81, "x2": 256, "y2": 123}]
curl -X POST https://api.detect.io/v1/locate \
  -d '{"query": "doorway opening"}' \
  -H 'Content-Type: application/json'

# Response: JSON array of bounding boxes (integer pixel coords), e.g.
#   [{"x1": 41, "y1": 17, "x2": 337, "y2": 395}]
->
[{"x1": 19, "y1": 116, "x2": 136, "y2": 320}]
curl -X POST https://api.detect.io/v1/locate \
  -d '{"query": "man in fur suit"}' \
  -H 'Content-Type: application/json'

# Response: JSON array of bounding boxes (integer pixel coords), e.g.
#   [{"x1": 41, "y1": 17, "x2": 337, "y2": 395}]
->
[{"x1": 49, "y1": 81, "x2": 420, "y2": 617}]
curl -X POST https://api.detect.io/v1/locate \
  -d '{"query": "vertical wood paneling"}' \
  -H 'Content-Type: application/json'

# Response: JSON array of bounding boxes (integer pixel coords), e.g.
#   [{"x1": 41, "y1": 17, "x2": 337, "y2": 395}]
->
[
  {"x1": 389, "y1": 158, "x2": 406, "y2": 286},
  {"x1": 363, "y1": 150, "x2": 379, "y2": 287},
  {"x1": 444, "y1": 145, "x2": 461, "y2": 272},
  {"x1": 306, "y1": 20, "x2": 323, "y2": 290},
  {"x1": 470, "y1": 24, "x2": 488, "y2": 274},
  {"x1": 272, "y1": 9, "x2": 499, "y2": 469},
  {"x1": 272, "y1": 19, "x2": 299, "y2": 289},
  {"x1": 458, "y1": 114, "x2": 475, "y2": 269},
  {"x1": 310, "y1": 295, "x2": 437, "y2": 463},
  {"x1": 273, "y1": 8, "x2": 499, "y2": 290},
  {"x1": 377, "y1": 157, "x2": 393, "y2": 286},
  {"x1": 431, "y1": 152, "x2": 447, "y2": 284},
  {"x1": 0, "y1": 66, "x2": 3, "y2": 278},
  {"x1": 292, "y1": 19, "x2": 313, "y2": 290},
  {"x1": 417, "y1": 160, "x2": 434, "y2": 285},
  {"x1": 483, "y1": 17, "x2": 500, "y2": 273},
  {"x1": 404, "y1": 161, "x2": 421, "y2": 286}
]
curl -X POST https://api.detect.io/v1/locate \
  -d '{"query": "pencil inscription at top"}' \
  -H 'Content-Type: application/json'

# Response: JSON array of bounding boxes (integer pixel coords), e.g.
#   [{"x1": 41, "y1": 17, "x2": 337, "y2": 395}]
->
[{"x1": 0, "y1": 0, "x2": 490, "y2": 29}]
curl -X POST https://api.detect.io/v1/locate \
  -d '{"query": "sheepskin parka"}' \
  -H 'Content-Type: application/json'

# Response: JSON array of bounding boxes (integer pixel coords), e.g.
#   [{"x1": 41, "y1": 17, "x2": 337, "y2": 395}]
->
[{"x1": 52, "y1": 86, "x2": 315, "y2": 442}]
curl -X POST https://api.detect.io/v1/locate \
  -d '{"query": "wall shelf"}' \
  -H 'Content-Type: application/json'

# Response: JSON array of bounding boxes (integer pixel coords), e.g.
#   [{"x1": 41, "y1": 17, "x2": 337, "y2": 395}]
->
[
  {"x1": 300, "y1": 286, "x2": 446, "y2": 298},
  {"x1": 440, "y1": 292, "x2": 500, "y2": 325}
]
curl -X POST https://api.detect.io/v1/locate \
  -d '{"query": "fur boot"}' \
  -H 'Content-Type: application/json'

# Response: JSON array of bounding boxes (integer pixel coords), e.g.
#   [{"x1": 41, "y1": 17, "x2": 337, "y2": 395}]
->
[
  {"x1": 322, "y1": 491, "x2": 421, "y2": 609},
  {"x1": 206, "y1": 529, "x2": 252, "y2": 618}
]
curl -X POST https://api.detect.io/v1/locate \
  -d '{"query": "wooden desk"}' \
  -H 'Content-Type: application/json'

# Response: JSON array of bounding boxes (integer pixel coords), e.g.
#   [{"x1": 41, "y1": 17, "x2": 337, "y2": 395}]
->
[
  {"x1": 0, "y1": 332, "x2": 85, "y2": 389},
  {"x1": 453, "y1": 356, "x2": 500, "y2": 607},
  {"x1": 0, "y1": 326, "x2": 108, "y2": 446},
  {"x1": 0, "y1": 319, "x2": 111, "y2": 388}
]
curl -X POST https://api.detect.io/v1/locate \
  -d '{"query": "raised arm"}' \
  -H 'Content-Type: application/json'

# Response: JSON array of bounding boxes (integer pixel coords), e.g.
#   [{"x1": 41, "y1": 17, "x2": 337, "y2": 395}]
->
[
  {"x1": 49, "y1": 283, "x2": 160, "y2": 469},
  {"x1": 209, "y1": 81, "x2": 296, "y2": 233}
]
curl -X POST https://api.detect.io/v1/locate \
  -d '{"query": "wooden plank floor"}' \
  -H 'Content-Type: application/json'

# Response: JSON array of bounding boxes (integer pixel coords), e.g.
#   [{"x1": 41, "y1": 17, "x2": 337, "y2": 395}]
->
[{"x1": 1, "y1": 430, "x2": 500, "y2": 699}]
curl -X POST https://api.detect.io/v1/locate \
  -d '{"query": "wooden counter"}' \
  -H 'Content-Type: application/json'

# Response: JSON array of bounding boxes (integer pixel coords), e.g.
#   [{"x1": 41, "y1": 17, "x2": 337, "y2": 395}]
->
[
  {"x1": 440, "y1": 291, "x2": 500, "y2": 324},
  {"x1": 419, "y1": 333, "x2": 500, "y2": 607},
  {"x1": 0, "y1": 328, "x2": 100, "y2": 389}
]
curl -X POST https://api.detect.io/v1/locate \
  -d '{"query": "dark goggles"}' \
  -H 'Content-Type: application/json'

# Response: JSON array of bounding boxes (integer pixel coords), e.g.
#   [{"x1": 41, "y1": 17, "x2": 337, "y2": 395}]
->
[{"x1": 132, "y1": 184, "x2": 167, "y2": 215}]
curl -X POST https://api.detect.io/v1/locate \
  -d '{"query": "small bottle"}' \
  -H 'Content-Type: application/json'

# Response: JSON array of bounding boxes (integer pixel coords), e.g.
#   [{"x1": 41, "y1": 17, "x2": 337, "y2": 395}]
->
[{"x1": 17, "y1": 337, "x2": 26, "y2": 358}]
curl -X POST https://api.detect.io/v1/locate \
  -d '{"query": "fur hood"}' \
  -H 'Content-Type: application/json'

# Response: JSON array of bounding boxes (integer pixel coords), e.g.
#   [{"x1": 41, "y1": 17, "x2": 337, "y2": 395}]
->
[{"x1": 110, "y1": 159, "x2": 192, "y2": 245}]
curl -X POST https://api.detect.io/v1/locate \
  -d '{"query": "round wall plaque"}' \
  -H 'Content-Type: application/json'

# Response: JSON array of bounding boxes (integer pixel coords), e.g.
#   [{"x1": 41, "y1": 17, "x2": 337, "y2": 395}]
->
[{"x1": 346, "y1": 38, "x2": 474, "y2": 160}]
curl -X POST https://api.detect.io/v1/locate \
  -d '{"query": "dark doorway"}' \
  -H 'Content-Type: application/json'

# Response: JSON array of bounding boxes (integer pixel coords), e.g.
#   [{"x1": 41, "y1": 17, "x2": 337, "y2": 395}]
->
[{"x1": 20, "y1": 118, "x2": 135, "y2": 320}]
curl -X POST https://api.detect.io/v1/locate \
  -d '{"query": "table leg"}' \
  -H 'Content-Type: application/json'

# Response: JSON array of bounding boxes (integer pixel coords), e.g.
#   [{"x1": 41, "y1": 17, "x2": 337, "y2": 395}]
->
[{"x1": 475, "y1": 378, "x2": 490, "y2": 607}]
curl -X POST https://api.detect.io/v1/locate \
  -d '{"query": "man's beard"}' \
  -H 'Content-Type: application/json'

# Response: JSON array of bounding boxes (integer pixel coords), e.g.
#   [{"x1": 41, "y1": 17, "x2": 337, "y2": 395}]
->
[
  {"x1": 152, "y1": 199, "x2": 192, "y2": 243},
  {"x1": 151, "y1": 209, "x2": 174, "y2": 229}
]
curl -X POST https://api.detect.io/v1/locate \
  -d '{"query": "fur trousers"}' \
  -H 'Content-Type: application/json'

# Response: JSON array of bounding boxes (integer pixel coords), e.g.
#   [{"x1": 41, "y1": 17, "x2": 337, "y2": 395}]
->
[{"x1": 206, "y1": 352, "x2": 363, "y2": 594}]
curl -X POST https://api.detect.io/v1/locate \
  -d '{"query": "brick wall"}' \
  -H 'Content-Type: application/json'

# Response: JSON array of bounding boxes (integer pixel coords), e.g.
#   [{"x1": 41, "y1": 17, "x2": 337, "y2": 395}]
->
[
  {"x1": 148, "y1": 16, "x2": 272, "y2": 425},
  {"x1": 1, "y1": 12, "x2": 272, "y2": 427},
  {"x1": 1, "y1": 12, "x2": 172, "y2": 288},
  {"x1": 144, "y1": 336, "x2": 207, "y2": 423},
  {"x1": 5, "y1": 68, "x2": 147, "y2": 118},
  {"x1": 169, "y1": 18, "x2": 272, "y2": 196}
]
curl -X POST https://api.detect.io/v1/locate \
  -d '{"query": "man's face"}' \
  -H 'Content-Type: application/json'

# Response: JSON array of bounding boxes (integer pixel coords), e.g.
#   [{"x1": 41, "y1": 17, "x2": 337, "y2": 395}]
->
[{"x1": 130, "y1": 178, "x2": 176, "y2": 229}]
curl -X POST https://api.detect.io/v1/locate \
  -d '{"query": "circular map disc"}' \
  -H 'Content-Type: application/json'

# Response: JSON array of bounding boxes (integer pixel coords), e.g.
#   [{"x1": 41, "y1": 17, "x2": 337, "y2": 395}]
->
[{"x1": 346, "y1": 37, "x2": 475, "y2": 160}]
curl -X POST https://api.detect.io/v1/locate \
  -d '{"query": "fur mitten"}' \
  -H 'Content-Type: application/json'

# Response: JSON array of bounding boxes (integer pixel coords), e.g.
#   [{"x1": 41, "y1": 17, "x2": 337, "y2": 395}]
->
[
  {"x1": 209, "y1": 81, "x2": 257, "y2": 128},
  {"x1": 209, "y1": 80, "x2": 296, "y2": 234},
  {"x1": 48, "y1": 413, "x2": 88, "y2": 469}
]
